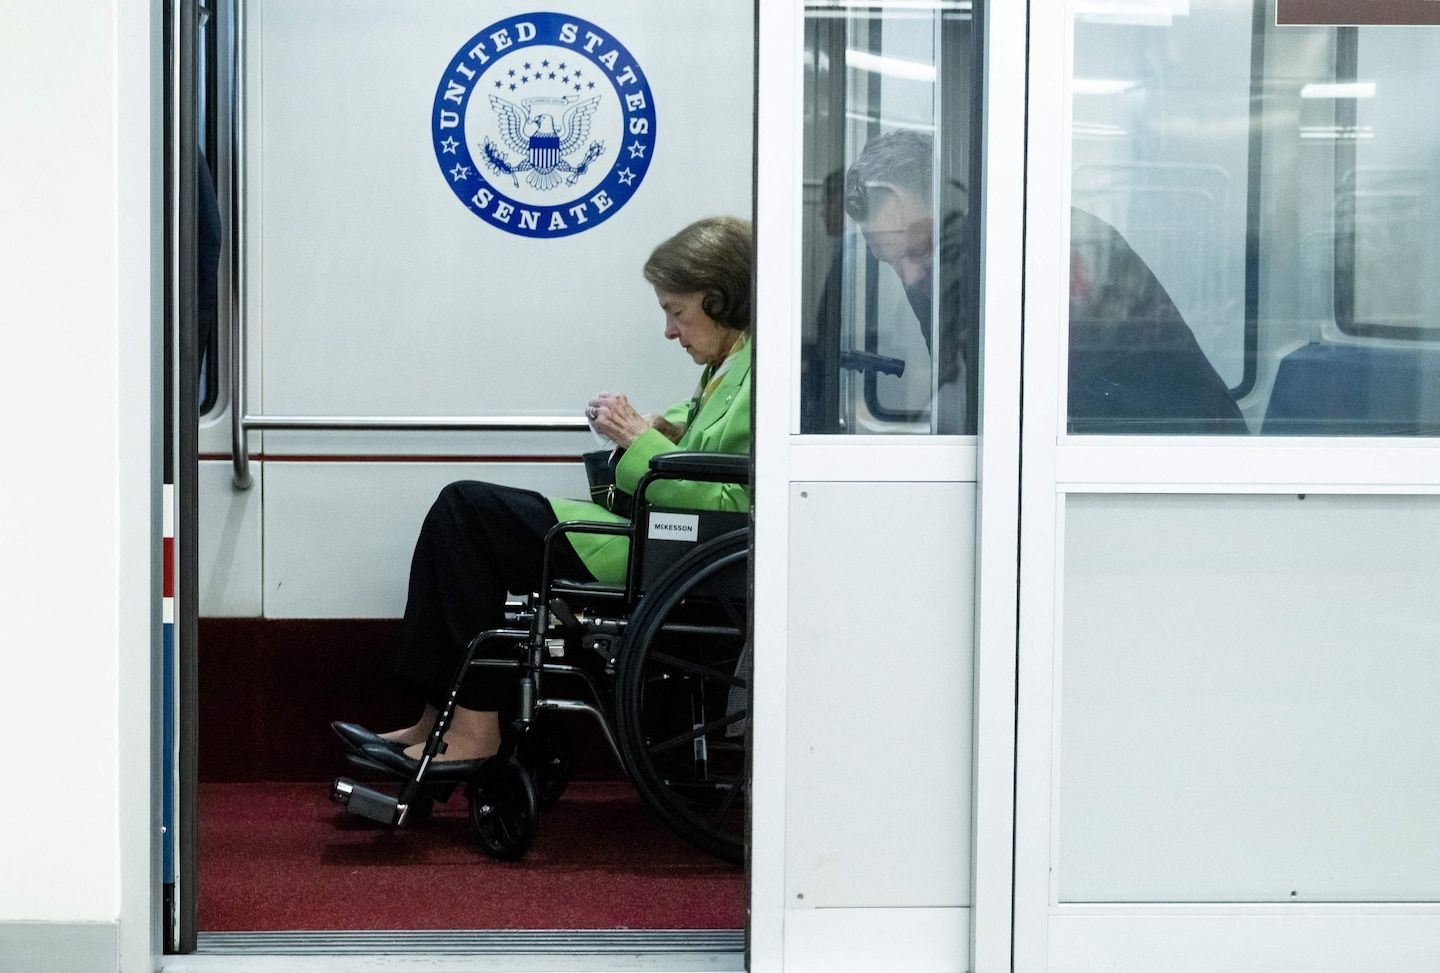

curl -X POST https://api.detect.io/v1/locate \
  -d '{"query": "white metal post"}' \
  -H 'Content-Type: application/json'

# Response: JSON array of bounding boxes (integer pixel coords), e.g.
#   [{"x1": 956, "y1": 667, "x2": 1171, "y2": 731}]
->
[
  {"x1": 750, "y1": 0, "x2": 804, "y2": 969},
  {"x1": 970, "y1": 0, "x2": 1029, "y2": 967},
  {"x1": 1014, "y1": 0, "x2": 1071, "y2": 967}
]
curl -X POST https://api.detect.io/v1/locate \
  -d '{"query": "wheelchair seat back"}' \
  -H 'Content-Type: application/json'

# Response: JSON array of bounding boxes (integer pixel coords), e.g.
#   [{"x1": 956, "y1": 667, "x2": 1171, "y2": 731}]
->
[{"x1": 636, "y1": 507, "x2": 749, "y2": 592}]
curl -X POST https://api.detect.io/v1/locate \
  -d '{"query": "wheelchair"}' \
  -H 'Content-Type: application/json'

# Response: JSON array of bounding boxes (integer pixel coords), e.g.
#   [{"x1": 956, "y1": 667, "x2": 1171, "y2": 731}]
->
[{"x1": 330, "y1": 451, "x2": 751, "y2": 864}]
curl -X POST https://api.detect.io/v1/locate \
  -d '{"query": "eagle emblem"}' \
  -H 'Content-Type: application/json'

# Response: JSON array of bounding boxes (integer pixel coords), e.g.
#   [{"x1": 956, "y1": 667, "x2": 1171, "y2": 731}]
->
[
  {"x1": 480, "y1": 94, "x2": 605, "y2": 191},
  {"x1": 431, "y1": 13, "x2": 656, "y2": 237}
]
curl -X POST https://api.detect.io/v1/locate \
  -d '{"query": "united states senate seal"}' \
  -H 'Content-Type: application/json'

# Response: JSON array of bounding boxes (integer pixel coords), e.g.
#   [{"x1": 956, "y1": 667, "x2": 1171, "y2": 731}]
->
[{"x1": 431, "y1": 12, "x2": 656, "y2": 238}]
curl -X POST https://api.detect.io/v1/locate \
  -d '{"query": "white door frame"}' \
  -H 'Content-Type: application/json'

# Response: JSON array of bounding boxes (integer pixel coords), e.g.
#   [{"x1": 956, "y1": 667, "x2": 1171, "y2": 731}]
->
[{"x1": 751, "y1": 1, "x2": 1027, "y2": 968}]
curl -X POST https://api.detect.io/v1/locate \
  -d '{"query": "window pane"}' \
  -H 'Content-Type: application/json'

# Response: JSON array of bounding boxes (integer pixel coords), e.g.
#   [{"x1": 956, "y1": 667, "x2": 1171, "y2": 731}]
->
[
  {"x1": 1067, "y1": 1, "x2": 1440, "y2": 436},
  {"x1": 1067, "y1": 2, "x2": 1253, "y2": 435},
  {"x1": 1337, "y1": 29, "x2": 1440, "y2": 341},
  {"x1": 801, "y1": 1, "x2": 982, "y2": 435}
]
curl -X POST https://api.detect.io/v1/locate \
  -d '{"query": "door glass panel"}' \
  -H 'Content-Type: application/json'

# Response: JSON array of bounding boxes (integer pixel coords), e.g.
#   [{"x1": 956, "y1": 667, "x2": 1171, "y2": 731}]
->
[
  {"x1": 1067, "y1": 1, "x2": 1254, "y2": 435},
  {"x1": 801, "y1": 0, "x2": 982, "y2": 435},
  {"x1": 1067, "y1": 1, "x2": 1440, "y2": 435},
  {"x1": 1336, "y1": 29, "x2": 1440, "y2": 341}
]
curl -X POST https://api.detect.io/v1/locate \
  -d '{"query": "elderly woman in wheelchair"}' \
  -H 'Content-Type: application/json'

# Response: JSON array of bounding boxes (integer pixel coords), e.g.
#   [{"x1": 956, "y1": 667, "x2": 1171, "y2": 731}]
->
[{"x1": 330, "y1": 216, "x2": 753, "y2": 862}]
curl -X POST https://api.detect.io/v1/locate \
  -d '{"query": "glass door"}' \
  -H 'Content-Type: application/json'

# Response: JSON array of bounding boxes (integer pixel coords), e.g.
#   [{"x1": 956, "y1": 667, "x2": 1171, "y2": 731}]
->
[
  {"x1": 752, "y1": 1, "x2": 1025, "y2": 968},
  {"x1": 1017, "y1": 2, "x2": 1440, "y2": 967}
]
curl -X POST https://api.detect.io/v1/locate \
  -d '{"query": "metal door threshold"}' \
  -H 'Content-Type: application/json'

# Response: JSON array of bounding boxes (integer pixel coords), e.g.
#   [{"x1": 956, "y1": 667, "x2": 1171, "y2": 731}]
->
[{"x1": 162, "y1": 929, "x2": 746, "y2": 973}]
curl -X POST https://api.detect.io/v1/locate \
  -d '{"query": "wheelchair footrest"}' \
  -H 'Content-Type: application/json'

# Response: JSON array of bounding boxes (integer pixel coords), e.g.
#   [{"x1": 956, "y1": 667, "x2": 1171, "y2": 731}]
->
[{"x1": 330, "y1": 778, "x2": 412, "y2": 826}]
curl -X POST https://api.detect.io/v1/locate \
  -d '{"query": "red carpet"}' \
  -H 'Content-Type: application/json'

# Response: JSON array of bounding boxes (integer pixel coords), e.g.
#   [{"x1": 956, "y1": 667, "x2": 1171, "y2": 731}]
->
[{"x1": 199, "y1": 781, "x2": 745, "y2": 930}]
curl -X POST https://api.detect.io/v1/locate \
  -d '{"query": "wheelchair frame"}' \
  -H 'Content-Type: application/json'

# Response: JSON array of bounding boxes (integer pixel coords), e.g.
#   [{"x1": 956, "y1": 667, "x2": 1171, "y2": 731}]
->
[{"x1": 331, "y1": 451, "x2": 751, "y2": 863}]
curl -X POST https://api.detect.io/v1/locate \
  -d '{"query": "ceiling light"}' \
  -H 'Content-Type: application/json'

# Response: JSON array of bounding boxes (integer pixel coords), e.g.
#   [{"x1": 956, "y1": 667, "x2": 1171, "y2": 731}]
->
[
  {"x1": 845, "y1": 49, "x2": 937, "y2": 83},
  {"x1": 1300, "y1": 82, "x2": 1377, "y2": 99},
  {"x1": 1073, "y1": 78, "x2": 1137, "y2": 95}
]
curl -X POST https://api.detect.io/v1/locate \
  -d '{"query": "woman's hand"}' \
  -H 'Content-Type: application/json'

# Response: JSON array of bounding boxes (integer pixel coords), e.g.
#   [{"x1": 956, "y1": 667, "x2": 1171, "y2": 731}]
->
[
  {"x1": 587, "y1": 392, "x2": 651, "y2": 449},
  {"x1": 649, "y1": 415, "x2": 685, "y2": 444}
]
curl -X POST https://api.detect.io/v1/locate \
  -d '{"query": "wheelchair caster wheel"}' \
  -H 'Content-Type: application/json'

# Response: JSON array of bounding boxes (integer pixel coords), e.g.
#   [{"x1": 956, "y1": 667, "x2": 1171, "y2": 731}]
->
[
  {"x1": 522, "y1": 724, "x2": 571, "y2": 809},
  {"x1": 467, "y1": 757, "x2": 538, "y2": 861}
]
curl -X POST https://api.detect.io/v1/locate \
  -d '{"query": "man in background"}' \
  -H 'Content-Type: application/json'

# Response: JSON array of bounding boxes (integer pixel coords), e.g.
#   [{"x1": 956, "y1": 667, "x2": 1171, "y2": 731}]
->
[{"x1": 844, "y1": 130, "x2": 1245, "y2": 434}]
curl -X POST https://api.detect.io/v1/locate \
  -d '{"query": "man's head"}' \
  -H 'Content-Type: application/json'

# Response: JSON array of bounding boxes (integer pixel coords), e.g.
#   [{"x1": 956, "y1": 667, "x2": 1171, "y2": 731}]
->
[{"x1": 844, "y1": 130, "x2": 935, "y2": 290}]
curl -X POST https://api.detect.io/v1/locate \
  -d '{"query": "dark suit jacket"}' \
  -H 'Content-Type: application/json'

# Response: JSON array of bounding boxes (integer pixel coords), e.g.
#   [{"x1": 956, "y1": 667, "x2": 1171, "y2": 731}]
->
[
  {"x1": 1066, "y1": 209, "x2": 1246, "y2": 434},
  {"x1": 810, "y1": 206, "x2": 1245, "y2": 435},
  {"x1": 906, "y1": 207, "x2": 1243, "y2": 434}
]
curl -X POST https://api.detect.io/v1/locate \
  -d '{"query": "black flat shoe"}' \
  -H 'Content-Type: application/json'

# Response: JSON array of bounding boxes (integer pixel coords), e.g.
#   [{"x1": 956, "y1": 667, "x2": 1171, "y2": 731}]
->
[
  {"x1": 341, "y1": 747, "x2": 395, "y2": 777},
  {"x1": 357, "y1": 740, "x2": 489, "y2": 782},
  {"x1": 330, "y1": 721, "x2": 406, "y2": 755}
]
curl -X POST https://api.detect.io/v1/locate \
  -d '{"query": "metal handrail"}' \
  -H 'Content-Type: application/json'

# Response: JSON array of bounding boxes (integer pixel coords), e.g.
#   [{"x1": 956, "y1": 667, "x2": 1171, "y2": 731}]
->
[
  {"x1": 231, "y1": 411, "x2": 589, "y2": 486},
  {"x1": 228, "y1": 0, "x2": 249, "y2": 489},
  {"x1": 243, "y1": 416, "x2": 592, "y2": 432},
  {"x1": 223, "y1": 0, "x2": 588, "y2": 489}
]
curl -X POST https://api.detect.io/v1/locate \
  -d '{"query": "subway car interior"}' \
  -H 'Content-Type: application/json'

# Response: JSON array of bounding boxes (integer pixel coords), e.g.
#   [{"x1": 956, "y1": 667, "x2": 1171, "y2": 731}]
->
[{"x1": 113, "y1": 0, "x2": 1440, "y2": 969}]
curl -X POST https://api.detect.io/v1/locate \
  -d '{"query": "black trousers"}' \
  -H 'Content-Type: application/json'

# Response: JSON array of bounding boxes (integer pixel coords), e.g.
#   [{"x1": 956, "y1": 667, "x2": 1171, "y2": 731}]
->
[{"x1": 394, "y1": 481, "x2": 594, "y2": 710}]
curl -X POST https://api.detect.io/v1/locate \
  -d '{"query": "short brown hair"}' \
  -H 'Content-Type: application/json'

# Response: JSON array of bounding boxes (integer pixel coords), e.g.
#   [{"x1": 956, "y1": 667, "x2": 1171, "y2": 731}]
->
[{"x1": 642, "y1": 216, "x2": 754, "y2": 331}]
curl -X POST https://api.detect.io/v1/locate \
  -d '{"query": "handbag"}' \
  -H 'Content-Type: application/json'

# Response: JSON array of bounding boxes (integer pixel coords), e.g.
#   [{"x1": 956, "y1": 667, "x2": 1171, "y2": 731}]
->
[{"x1": 582, "y1": 448, "x2": 633, "y2": 517}]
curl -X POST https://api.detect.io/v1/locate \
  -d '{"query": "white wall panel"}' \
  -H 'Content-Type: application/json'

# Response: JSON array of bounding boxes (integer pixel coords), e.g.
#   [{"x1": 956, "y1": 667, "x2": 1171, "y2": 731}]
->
[
  {"x1": 251, "y1": 0, "x2": 754, "y2": 421},
  {"x1": 785, "y1": 481, "x2": 974, "y2": 909},
  {"x1": 0, "y1": 0, "x2": 121, "y2": 926},
  {"x1": 1050, "y1": 911, "x2": 1440, "y2": 972},
  {"x1": 784, "y1": 907, "x2": 970, "y2": 973},
  {"x1": 263, "y1": 461, "x2": 589, "y2": 618},
  {"x1": 199, "y1": 460, "x2": 262, "y2": 617},
  {"x1": 1061, "y1": 493, "x2": 1440, "y2": 902}
]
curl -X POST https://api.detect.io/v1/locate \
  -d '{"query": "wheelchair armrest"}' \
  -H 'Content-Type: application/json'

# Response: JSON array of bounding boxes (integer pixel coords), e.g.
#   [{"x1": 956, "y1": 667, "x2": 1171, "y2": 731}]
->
[
  {"x1": 647, "y1": 451, "x2": 750, "y2": 485},
  {"x1": 540, "y1": 519, "x2": 632, "y2": 604}
]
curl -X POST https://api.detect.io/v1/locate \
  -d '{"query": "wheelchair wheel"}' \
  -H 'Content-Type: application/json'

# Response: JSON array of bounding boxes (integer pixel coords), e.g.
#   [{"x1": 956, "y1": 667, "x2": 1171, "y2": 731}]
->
[
  {"x1": 614, "y1": 530, "x2": 749, "y2": 864},
  {"x1": 467, "y1": 757, "x2": 538, "y2": 861}
]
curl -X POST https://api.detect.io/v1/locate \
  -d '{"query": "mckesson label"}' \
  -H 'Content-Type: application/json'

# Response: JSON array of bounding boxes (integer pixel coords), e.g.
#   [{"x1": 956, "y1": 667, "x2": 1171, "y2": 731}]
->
[{"x1": 648, "y1": 512, "x2": 700, "y2": 542}]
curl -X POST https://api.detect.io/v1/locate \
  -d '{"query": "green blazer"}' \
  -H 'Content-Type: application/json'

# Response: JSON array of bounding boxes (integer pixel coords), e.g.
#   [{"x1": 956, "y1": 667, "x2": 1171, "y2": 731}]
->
[{"x1": 548, "y1": 338, "x2": 752, "y2": 584}]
